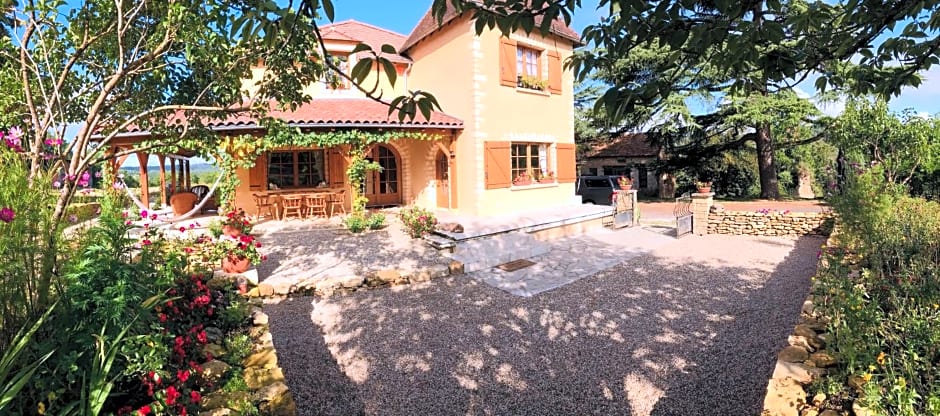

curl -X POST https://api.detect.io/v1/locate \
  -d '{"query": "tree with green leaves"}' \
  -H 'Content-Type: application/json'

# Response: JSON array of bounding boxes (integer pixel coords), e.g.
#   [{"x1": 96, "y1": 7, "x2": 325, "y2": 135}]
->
[
  {"x1": 416, "y1": 0, "x2": 940, "y2": 198},
  {"x1": 830, "y1": 98, "x2": 940, "y2": 186}
]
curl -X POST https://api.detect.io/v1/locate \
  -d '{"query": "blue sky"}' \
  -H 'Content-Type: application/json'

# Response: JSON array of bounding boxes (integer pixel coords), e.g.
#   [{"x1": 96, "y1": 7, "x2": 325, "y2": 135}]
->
[{"x1": 320, "y1": 0, "x2": 605, "y2": 37}]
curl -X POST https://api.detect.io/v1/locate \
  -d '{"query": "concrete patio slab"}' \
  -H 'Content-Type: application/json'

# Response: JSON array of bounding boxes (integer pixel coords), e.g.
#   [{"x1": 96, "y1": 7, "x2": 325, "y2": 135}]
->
[{"x1": 468, "y1": 226, "x2": 677, "y2": 296}]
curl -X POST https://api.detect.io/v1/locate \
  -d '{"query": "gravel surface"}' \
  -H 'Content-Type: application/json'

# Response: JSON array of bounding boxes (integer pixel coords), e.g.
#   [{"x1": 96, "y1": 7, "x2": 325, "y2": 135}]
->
[
  {"x1": 266, "y1": 234, "x2": 823, "y2": 416},
  {"x1": 253, "y1": 217, "x2": 451, "y2": 287}
]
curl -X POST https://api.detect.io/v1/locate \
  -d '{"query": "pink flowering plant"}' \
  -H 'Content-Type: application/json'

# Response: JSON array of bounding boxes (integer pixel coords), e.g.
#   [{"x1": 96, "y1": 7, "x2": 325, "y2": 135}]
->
[{"x1": 399, "y1": 206, "x2": 438, "y2": 239}]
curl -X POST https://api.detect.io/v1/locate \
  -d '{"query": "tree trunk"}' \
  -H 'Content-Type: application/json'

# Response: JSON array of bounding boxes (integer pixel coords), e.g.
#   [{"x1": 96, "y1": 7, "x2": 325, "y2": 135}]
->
[{"x1": 755, "y1": 124, "x2": 780, "y2": 199}]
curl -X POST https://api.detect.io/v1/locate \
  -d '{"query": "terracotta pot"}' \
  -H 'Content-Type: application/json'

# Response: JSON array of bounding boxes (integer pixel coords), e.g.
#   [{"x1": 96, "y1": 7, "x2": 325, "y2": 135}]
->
[
  {"x1": 538, "y1": 179, "x2": 555, "y2": 184},
  {"x1": 221, "y1": 255, "x2": 250, "y2": 274},
  {"x1": 513, "y1": 179, "x2": 532, "y2": 186},
  {"x1": 619, "y1": 184, "x2": 632, "y2": 190},
  {"x1": 222, "y1": 224, "x2": 241, "y2": 238},
  {"x1": 697, "y1": 186, "x2": 712, "y2": 194}
]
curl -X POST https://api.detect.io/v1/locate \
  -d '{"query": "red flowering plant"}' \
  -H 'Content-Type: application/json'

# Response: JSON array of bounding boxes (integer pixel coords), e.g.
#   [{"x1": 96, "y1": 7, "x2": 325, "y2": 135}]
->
[
  {"x1": 212, "y1": 234, "x2": 265, "y2": 266},
  {"x1": 221, "y1": 208, "x2": 252, "y2": 235}
]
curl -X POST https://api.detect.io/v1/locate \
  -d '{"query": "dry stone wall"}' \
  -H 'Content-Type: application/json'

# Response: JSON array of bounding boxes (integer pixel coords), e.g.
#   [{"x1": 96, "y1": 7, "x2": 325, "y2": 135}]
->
[{"x1": 708, "y1": 211, "x2": 833, "y2": 236}]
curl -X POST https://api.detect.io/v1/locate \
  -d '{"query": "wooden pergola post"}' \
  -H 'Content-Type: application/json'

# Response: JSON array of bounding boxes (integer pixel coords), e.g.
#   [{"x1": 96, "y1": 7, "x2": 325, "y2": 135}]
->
[
  {"x1": 170, "y1": 156, "x2": 177, "y2": 195},
  {"x1": 184, "y1": 159, "x2": 191, "y2": 190},
  {"x1": 158, "y1": 155, "x2": 167, "y2": 206},
  {"x1": 136, "y1": 152, "x2": 150, "y2": 208}
]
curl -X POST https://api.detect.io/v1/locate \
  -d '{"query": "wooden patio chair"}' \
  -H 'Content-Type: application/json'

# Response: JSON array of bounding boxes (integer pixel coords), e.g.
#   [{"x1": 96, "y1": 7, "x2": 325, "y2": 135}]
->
[
  {"x1": 280, "y1": 195, "x2": 305, "y2": 220},
  {"x1": 327, "y1": 189, "x2": 347, "y2": 216},
  {"x1": 252, "y1": 193, "x2": 276, "y2": 220},
  {"x1": 303, "y1": 194, "x2": 328, "y2": 219}
]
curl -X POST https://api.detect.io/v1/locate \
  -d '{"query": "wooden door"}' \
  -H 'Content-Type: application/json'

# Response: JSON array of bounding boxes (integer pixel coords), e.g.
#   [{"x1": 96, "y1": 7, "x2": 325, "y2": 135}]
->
[
  {"x1": 435, "y1": 150, "x2": 449, "y2": 208},
  {"x1": 364, "y1": 144, "x2": 401, "y2": 206}
]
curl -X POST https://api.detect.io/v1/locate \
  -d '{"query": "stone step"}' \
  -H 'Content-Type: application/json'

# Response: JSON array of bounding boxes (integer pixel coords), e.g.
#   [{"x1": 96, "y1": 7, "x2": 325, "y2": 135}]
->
[
  {"x1": 424, "y1": 234, "x2": 456, "y2": 251},
  {"x1": 448, "y1": 232, "x2": 550, "y2": 273}
]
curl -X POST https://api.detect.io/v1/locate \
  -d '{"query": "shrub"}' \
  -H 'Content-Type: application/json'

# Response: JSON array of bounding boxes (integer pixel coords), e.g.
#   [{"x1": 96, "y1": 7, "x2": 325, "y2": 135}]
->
[
  {"x1": 343, "y1": 214, "x2": 367, "y2": 233},
  {"x1": 812, "y1": 165, "x2": 940, "y2": 415},
  {"x1": 399, "y1": 206, "x2": 437, "y2": 239},
  {"x1": 366, "y1": 213, "x2": 386, "y2": 230}
]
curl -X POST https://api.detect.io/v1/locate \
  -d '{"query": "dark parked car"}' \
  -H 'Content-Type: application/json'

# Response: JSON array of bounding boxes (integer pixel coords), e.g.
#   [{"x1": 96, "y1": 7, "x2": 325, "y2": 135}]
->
[{"x1": 575, "y1": 176, "x2": 620, "y2": 205}]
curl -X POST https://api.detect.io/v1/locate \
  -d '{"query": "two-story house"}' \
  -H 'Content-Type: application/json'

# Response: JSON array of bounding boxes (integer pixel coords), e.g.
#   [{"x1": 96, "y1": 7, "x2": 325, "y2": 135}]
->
[
  {"x1": 113, "y1": 4, "x2": 582, "y2": 218},
  {"x1": 223, "y1": 4, "x2": 581, "y2": 217}
]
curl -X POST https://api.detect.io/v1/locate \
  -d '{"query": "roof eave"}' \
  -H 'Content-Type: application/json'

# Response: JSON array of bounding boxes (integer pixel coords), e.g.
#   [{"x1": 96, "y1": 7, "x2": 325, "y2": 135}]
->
[{"x1": 105, "y1": 122, "x2": 464, "y2": 139}]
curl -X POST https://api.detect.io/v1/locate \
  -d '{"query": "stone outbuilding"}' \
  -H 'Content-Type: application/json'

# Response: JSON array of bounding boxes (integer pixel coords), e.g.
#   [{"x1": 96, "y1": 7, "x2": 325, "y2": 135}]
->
[{"x1": 580, "y1": 133, "x2": 674, "y2": 197}]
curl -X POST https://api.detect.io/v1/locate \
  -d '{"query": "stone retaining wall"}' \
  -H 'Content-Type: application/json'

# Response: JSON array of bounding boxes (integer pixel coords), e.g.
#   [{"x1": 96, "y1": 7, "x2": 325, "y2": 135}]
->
[
  {"x1": 760, "y1": 227, "x2": 873, "y2": 416},
  {"x1": 250, "y1": 261, "x2": 464, "y2": 298},
  {"x1": 708, "y1": 211, "x2": 833, "y2": 236}
]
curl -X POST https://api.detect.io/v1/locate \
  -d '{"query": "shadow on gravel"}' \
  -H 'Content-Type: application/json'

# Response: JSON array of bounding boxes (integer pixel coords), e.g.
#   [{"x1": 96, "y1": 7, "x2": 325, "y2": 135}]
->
[
  {"x1": 265, "y1": 298, "x2": 366, "y2": 416},
  {"x1": 268, "y1": 234, "x2": 825, "y2": 416}
]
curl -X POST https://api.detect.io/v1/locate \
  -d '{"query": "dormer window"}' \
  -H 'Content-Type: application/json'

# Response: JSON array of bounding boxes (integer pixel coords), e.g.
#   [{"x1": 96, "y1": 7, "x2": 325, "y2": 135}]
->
[{"x1": 324, "y1": 54, "x2": 350, "y2": 90}]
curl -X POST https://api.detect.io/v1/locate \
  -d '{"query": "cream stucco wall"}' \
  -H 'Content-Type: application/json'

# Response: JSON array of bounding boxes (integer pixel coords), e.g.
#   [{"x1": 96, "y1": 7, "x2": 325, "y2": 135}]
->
[
  {"x1": 406, "y1": 16, "x2": 477, "y2": 213},
  {"x1": 407, "y1": 16, "x2": 578, "y2": 216},
  {"x1": 241, "y1": 38, "x2": 408, "y2": 100}
]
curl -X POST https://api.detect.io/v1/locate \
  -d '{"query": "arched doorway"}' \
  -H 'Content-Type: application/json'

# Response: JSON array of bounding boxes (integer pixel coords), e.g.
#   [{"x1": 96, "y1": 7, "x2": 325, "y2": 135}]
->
[
  {"x1": 364, "y1": 144, "x2": 401, "y2": 206},
  {"x1": 435, "y1": 149, "x2": 449, "y2": 208}
]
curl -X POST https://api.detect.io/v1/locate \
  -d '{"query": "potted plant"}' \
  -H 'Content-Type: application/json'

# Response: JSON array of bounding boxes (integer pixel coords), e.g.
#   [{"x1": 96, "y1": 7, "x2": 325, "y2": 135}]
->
[
  {"x1": 220, "y1": 208, "x2": 252, "y2": 237},
  {"x1": 538, "y1": 170, "x2": 556, "y2": 183},
  {"x1": 513, "y1": 171, "x2": 532, "y2": 186},
  {"x1": 695, "y1": 180, "x2": 713, "y2": 193},
  {"x1": 213, "y1": 234, "x2": 265, "y2": 274},
  {"x1": 518, "y1": 75, "x2": 548, "y2": 91},
  {"x1": 617, "y1": 175, "x2": 633, "y2": 190}
]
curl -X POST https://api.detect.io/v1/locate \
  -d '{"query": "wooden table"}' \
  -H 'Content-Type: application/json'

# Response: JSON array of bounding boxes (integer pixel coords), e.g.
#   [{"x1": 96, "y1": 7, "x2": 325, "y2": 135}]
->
[{"x1": 263, "y1": 188, "x2": 343, "y2": 219}]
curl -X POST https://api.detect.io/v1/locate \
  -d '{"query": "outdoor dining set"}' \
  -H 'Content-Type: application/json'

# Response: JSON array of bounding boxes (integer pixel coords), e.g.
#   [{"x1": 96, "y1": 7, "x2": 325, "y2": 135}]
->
[{"x1": 252, "y1": 188, "x2": 347, "y2": 220}]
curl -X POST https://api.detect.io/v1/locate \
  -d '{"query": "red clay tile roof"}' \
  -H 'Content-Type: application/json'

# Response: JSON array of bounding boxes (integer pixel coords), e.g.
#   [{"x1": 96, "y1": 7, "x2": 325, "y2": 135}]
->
[
  {"x1": 320, "y1": 20, "x2": 412, "y2": 63},
  {"x1": 118, "y1": 99, "x2": 463, "y2": 135},
  {"x1": 401, "y1": 2, "x2": 582, "y2": 52},
  {"x1": 586, "y1": 134, "x2": 659, "y2": 158}
]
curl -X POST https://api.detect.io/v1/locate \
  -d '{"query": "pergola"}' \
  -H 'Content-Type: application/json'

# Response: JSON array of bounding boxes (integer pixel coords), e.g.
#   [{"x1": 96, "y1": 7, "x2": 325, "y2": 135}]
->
[{"x1": 106, "y1": 141, "x2": 198, "y2": 209}]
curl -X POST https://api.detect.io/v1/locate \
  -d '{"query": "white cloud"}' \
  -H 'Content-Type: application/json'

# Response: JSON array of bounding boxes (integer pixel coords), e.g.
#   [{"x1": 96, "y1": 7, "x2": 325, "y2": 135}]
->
[{"x1": 794, "y1": 86, "x2": 846, "y2": 117}]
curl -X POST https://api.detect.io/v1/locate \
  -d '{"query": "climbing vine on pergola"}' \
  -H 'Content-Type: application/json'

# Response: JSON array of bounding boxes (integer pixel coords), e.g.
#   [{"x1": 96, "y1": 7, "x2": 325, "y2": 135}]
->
[{"x1": 211, "y1": 124, "x2": 444, "y2": 213}]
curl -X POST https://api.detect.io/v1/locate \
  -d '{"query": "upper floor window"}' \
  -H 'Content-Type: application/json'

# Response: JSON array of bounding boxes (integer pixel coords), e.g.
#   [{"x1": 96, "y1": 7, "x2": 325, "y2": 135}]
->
[
  {"x1": 324, "y1": 54, "x2": 350, "y2": 90},
  {"x1": 517, "y1": 46, "x2": 540, "y2": 78},
  {"x1": 499, "y1": 38, "x2": 563, "y2": 94}
]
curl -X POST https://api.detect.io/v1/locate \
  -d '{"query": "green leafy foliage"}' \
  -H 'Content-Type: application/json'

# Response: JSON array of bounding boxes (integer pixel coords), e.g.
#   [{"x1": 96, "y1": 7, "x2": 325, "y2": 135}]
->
[
  {"x1": 815, "y1": 166, "x2": 940, "y2": 415},
  {"x1": 0, "y1": 144, "x2": 60, "y2": 349},
  {"x1": 342, "y1": 214, "x2": 368, "y2": 233},
  {"x1": 829, "y1": 98, "x2": 940, "y2": 186},
  {"x1": 366, "y1": 213, "x2": 386, "y2": 230}
]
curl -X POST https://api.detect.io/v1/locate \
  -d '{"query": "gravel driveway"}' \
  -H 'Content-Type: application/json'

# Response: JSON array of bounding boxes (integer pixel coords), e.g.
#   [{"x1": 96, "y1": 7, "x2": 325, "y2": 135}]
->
[{"x1": 266, "y1": 234, "x2": 823, "y2": 416}]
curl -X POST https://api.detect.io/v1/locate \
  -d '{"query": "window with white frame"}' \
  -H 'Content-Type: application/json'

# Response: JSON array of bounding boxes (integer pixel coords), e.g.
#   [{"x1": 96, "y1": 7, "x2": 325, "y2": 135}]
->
[{"x1": 510, "y1": 143, "x2": 549, "y2": 184}]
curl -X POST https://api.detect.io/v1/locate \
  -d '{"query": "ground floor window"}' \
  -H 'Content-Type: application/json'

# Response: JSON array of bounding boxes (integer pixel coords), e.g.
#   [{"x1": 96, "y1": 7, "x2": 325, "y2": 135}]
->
[
  {"x1": 511, "y1": 143, "x2": 548, "y2": 182},
  {"x1": 638, "y1": 166, "x2": 648, "y2": 189},
  {"x1": 267, "y1": 150, "x2": 325, "y2": 189}
]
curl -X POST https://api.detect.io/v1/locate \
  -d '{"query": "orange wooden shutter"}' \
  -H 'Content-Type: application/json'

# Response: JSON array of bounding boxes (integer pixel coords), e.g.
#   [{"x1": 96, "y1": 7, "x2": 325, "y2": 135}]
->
[
  {"x1": 484, "y1": 141, "x2": 511, "y2": 189},
  {"x1": 248, "y1": 153, "x2": 267, "y2": 190},
  {"x1": 556, "y1": 143, "x2": 576, "y2": 183},
  {"x1": 548, "y1": 50, "x2": 562, "y2": 94},
  {"x1": 328, "y1": 149, "x2": 346, "y2": 187},
  {"x1": 499, "y1": 38, "x2": 517, "y2": 87}
]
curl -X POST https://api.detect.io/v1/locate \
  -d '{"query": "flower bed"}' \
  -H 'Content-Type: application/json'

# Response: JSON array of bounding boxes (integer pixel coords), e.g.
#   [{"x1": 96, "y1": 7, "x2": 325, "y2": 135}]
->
[
  {"x1": 2, "y1": 197, "x2": 293, "y2": 415},
  {"x1": 765, "y1": 167, "x2": 940, "y2": 415}
]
